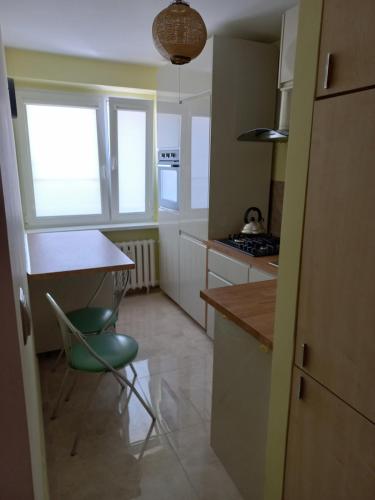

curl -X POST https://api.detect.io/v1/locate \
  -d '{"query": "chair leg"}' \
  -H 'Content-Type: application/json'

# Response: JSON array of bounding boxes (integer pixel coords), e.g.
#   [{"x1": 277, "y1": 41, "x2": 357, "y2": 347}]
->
[
  {"x1": 112, "y1": 371, "x2": 155, "y2": 423},
  {"x1": 51, "y1": 349, "x2": 64, "y2": 372},
  {"x1": 70, "y1": 372, "x2": 105, "y2": 456},
  {"x1": 129, "y1": 362, "x2": 137, "y2": 382},
  {"x1": 64, "y1": 372, "x2": 79, "y2": 402},
  {"x1": 116, "y1": 364, "x2": 138, "y2": 415},
  {"x1": 51, "y1": 367, "x2": 71, "y2": 420}
]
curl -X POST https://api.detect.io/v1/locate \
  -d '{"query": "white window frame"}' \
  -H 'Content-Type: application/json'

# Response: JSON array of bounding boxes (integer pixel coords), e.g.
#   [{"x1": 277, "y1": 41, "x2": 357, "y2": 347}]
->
[
  {"x1": 108, "y1": 97, "x2": 154, "y2": 223},
  {"x1": 15, "y1": 89, "x2": 109, "y2": 228},
  {"x1": 15, "y1": 89, "x2": 154, "y2": 229}
]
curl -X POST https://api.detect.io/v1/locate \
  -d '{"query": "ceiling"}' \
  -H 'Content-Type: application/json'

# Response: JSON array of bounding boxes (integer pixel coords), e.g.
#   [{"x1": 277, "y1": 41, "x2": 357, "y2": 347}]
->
[{"x1": 0, "y1": 0, "x2": 297, "y2": 66}]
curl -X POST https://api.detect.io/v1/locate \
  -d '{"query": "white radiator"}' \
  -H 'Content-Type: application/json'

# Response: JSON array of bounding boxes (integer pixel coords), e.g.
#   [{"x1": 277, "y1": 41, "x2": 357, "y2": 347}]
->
[{"x1": 115, "y1": 240, "x2": 157, "y2": 292}]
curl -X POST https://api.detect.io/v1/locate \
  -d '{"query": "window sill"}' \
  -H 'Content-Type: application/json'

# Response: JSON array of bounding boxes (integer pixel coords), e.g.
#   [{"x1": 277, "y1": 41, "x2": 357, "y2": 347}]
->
[{"x1": 25, "y1": 221, "x2": 159, "y2": 234}]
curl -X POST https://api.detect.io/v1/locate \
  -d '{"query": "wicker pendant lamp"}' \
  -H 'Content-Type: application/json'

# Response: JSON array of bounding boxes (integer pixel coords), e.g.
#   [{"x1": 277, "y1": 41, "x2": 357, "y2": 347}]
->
[{"x1": 152, "y1": 0, "x2": 207, "y2": 65}]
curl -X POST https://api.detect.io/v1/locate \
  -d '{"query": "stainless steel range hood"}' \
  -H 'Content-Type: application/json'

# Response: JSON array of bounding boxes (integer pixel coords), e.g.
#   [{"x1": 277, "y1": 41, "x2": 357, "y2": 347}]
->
[{"x1": 237, "y1": 88, "x2": 291, "y2": 143}]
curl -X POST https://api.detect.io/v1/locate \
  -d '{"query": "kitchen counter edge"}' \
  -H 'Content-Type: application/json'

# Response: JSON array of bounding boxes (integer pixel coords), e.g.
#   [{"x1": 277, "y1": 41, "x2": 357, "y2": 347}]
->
[{"x1": 200, "y1": 280, "x2": 277, "y2": 349}]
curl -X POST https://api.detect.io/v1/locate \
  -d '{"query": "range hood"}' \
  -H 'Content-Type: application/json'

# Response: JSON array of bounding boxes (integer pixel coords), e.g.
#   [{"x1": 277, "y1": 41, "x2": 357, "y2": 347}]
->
[{"x1": 237, "y1": 88, "x2": 291, "y2": 143}]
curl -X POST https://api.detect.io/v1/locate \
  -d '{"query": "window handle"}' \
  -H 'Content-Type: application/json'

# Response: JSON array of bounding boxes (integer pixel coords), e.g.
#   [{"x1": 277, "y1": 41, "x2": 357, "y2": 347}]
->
[{"x1": 111, "y1": 157, "x2": 117, "y2": 171}]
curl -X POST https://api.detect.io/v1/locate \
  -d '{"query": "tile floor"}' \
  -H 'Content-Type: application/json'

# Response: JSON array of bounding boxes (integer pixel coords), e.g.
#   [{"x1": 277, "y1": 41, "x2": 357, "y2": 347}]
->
[{"x1": 40, "y1": 291, "x2": 243, "y2": 500}]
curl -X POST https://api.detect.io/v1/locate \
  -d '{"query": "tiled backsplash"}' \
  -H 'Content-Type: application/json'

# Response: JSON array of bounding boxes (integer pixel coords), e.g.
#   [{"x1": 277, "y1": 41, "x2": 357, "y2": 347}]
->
[{"x1": 269, "y1": 180, "x2": 285, "y2": 237}]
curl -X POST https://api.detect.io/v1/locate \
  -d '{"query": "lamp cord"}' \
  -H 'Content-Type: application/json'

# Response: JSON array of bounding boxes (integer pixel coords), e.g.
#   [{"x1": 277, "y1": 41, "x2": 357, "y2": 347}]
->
[{"x1": 178, "y1": 66, "x2": 182, "y2": 105}]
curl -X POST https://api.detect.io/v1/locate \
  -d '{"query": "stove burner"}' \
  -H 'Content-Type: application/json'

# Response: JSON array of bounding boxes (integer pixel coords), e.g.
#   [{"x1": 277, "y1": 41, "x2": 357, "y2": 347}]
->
[{"x1": 216, "y1": 233, "x2": 280, "y2": 257}]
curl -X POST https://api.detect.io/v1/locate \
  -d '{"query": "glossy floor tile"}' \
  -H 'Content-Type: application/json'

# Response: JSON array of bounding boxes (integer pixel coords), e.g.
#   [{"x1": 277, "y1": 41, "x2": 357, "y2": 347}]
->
[{"x1": 39, "y1": 291, "x2": 242, "y2": 500}]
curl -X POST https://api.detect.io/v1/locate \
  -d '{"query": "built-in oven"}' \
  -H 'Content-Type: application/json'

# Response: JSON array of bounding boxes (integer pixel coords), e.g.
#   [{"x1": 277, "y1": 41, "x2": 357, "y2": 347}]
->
[{"x1": 157, "y1": 149, "x2": 180, "y2": 211}]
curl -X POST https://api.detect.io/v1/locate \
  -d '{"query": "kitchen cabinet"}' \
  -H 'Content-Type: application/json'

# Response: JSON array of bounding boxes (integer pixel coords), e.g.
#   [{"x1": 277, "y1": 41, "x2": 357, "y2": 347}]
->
[
  {"x1": 206, "y1": 271, "x2": 232, "y2": 339},
  {"x1": 206, "y1": 247, "x2": 276, "y2": 339},
  {"x1": 208, "y1": 249, "x2": 249, "y2": 285},
  {"x1": 278, "y1": 5, "x2": 299, "y2": 90},
  {"x1": 295, "y1": 89, "x2": 375, "y2": 422},
  {"x1": 159, "y1": 219, "x2": 180, "y2": 304},
  {"x1": 316, "y1": 0, "x2": 375, "y2": 97},
  {"x1": 179, "y1": 232, "x2": 207, "y2": 327},
  {"x1": 157, "y1": 37, "x2": 278, "y2": 327},
  {"x1": 249, "y1": 267, "x2": 274, "y2": 283},
  {"x1": 284, "y1": 369, "x2": 375, "y2": 500},
  {"x1": 211, "y1": 314, "x2": 272, "y2": 500}
]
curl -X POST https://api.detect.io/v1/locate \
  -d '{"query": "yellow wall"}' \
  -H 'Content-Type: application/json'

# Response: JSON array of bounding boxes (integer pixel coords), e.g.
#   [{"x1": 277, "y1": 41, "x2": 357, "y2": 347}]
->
[
  {"x1": 5, "y1": 48, "x2": 157, "y2": 91},
  {"x1": 264, "y1": 1, "x2": 323, "y2": 499}
]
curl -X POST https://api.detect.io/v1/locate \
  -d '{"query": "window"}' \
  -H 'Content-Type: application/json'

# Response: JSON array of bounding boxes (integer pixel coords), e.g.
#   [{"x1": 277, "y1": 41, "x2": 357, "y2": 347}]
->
[{"x1": 16, "y1": 90, "x2": 154, "y2": 228}]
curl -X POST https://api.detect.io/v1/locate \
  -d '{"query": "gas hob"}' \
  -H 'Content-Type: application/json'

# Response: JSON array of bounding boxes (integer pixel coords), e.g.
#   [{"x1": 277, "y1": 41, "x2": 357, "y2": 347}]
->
[{"x1": 216, "y1": 234, "x2": 280, "y2": 257}]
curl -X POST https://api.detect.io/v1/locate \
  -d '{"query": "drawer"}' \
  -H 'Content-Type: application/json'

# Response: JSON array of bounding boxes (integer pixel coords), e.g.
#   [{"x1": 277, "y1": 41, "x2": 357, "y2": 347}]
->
[
  {"x1": 208, "y1": 249, "x2": 250, "y2": 285},
  {"x1": 249, "y1": 267, "x2": 275, "y2": 283}
]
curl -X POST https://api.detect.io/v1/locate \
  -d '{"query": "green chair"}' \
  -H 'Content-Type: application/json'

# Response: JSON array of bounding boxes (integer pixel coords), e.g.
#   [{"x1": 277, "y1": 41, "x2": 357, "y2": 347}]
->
[
  {"x1": 46, "y1": 292, "x2": 155, "y2": 456},
  {"x1": 67, "y1": 271, "x2": 130, "y2": 334},
  {"x1": 51, "y1": 272, "x2": 129, "y2": 372}
]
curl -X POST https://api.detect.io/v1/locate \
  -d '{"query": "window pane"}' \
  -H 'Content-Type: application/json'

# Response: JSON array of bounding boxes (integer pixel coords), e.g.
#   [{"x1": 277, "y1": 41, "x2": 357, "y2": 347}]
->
[
  {"x1": 117, "y1": 109, "x2": 146, "y2": 213},
  {"x1": 26, "y1": 104, "x2": 102, "y2": 217},
  {"x1": 191, "y1": 116, "x2": 210, "y2": 209}
]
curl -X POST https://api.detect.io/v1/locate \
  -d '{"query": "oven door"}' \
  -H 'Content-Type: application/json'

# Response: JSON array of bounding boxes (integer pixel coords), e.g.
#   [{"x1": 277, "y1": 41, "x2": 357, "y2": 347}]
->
[{"x1": 158, "y1": 165, "x2": 180, "y2": 211}]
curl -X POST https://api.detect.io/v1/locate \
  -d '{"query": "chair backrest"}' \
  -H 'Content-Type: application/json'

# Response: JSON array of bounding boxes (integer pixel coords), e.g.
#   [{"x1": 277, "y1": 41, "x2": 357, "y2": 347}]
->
[
  {"x1": 46, "y1": 293, "x2": 85, "y2": 364},
  {"x1": 46, "y1": 292, "x2": 119, "y2": 374}
]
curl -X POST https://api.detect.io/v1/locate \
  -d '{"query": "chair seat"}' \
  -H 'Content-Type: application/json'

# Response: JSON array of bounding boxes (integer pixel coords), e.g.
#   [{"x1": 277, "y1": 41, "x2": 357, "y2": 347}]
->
[
  {"x1": 67, "y1": 307, "x2": 116, "y2": 334},
  {"x1": 69, "y1": 333, "x2": 138, "y2": 373}
]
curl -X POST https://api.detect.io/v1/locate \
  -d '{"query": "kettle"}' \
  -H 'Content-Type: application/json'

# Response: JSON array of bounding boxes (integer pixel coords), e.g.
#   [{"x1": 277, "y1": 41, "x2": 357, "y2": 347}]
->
[{"x1": 242, "y1": 207, "x2": 265, "y2": 235}]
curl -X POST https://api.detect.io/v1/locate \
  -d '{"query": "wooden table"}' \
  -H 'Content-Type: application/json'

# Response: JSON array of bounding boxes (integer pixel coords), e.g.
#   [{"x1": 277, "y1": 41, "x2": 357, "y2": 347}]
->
[
  {"x1": 26, "y1": 230, "x2": 134, "y2": 352},
  {"x1": 27, "y1": 230, "x2": 134, "y2": 279}
]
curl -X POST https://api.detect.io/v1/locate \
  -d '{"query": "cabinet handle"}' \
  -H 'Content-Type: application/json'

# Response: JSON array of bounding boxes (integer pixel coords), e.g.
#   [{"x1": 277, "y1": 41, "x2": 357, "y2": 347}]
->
[
  {"x1": 297, "y1": 376, "x2": 305, "y2": 400},
  {"x1": 301, "y1": 343, "x2": 308, "y2": 367},
  {"x1": 323, "y1": 52, "x2": 333, "y2": 89}
]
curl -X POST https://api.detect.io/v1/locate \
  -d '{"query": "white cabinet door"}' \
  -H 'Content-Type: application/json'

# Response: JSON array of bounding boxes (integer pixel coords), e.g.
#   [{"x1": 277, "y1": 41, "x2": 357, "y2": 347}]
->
[
  {"x1": 249, "y1": 267, "x2": 275, "y2": 283},
  {"x1": 278, "y1": 5, "x2": 299, "y2": 89},
  {"x1": 159, "y1": 221, "x2": 180, "y2": 303},
  {"x1": 208, "y1": 249, "x2": 250, "y2": 284},
  {"x1": 179, "y1": 232, "x2": 207, "y2": 327},
  {"x1": 206, "y1": 271, "x2": 232, "y2": 340}
]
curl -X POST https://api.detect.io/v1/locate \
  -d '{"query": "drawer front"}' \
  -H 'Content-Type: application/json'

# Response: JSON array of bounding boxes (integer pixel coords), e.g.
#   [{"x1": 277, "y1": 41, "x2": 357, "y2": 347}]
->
[
  {"x1": 208, "y1": 249, "x2": 250, "y2": 285},
  {"x1": 206, "y1": 271, "x2": 233, "y2": 340},
  {"x1": 249, "y1": 267, "x2": 275, "y2": 283}
]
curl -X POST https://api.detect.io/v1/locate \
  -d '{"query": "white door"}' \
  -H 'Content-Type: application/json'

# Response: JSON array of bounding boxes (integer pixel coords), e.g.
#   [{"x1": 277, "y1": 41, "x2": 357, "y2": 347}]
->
[
  {"x1": 159, "y1": 219, "x2": 180, "y2": 303},
  {"x1": 206, "y1": 271, "x2": 233, "y2": 340},
  {"x1": 0, "y1": 32, "x2": 49, "y2": 499},
  {"x1": 179, "y1": 232, "x2": 207, "y2": 327},
  {"x1": 179, "y1": 92, "x2": 211, "y2": 240}
]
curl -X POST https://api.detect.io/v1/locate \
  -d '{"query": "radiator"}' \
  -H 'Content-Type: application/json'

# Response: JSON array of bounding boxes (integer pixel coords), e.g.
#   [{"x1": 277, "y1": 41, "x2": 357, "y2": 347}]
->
[{"x1": 115, "y1": 240, "x2": 157, "y2": 292}]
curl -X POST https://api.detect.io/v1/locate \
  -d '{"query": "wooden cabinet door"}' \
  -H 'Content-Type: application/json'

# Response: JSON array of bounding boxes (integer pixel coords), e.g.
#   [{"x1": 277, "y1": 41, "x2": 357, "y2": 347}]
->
[
  {"x1": 316, "y1": 0, "x2": 375, "y2": 97},
  {"x1": 295, "y1": 89, "x2": 375, "y2": 422},
  {"x1": 284, "y1": 369, "x2": 375, "y2": 500}
]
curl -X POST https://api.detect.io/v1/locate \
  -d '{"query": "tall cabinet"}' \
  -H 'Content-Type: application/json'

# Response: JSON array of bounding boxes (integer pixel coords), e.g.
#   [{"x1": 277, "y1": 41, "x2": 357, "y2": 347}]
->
[
  {"x1": 284, "y1": 1, "x2": 375, "y2": 498},
  {"x1": 157, "y1": 36, "x2": 278, "y2": 328}
]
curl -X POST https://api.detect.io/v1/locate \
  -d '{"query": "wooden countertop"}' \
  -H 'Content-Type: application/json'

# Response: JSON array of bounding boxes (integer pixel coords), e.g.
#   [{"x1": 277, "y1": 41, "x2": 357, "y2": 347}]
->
[
  {"x1": 200, "y1": 280, "x2": 277, "y2": 349},
  {"x1": 207, "y1": 240, "x2": 278, "y2": 276},
  {"x1": 27, "y1": 230, "x2": 135, "y2": 279}
]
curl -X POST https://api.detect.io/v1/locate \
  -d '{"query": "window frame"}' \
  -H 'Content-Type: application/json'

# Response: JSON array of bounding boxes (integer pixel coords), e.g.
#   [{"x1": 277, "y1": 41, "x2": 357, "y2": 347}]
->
[
  {"x1": 108, "y1": 97, "x2": 154, "y2": 223},
  {"x1": 15, "y1": 89, "x2": 110, "y2": 228},
  {"x1": 15, "y1": 89, "x2": 154, "y2": 229}
]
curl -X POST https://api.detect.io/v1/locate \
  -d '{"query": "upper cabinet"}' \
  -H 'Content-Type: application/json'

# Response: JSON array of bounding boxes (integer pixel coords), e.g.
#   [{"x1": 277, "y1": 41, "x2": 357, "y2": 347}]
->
[
  {"x1": 278, "y1": 5, "x2": 299, "y2": 90},
  {"x1": 316, "y1": 0, "x2": 375, "y2": 97}
]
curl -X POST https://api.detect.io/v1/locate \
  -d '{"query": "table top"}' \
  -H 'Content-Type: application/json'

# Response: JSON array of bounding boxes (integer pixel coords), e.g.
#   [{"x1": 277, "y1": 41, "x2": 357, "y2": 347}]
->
[
  {"x1": 27, "y1": 230, "x2": 135, "y2": 280},
  {"x1": 200, "y1": 280, "x2": 277, "y2": 349}
]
